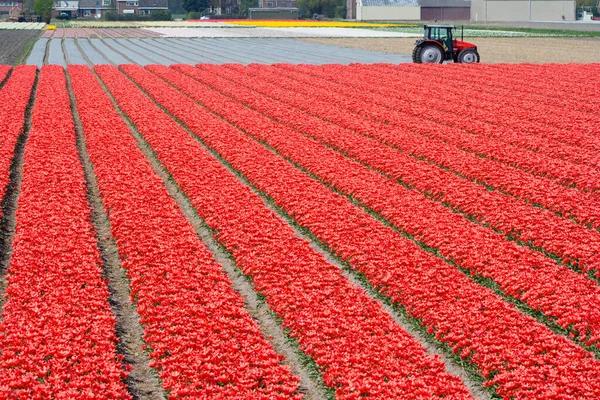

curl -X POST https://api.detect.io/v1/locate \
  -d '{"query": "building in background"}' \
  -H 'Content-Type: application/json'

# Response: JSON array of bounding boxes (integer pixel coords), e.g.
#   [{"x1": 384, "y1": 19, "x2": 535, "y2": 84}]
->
[
  {"x1": 420, "y1": 0, "x2": 470, "y2": 19},
  {"x1": 258, "y1": 0, "x2": 297, "y2": 7},
  {"x1": 470, "y1": 0, "x2": 575, "y2": 21},
  {"x1": 250, "y1": 0, "x2": 297, "y2": 19},
  {"x1": 355, "y1": 0, "x2": 419, "y2": 21},
  {"x1": 53, "y1": 0, "x2": 79, "y2": 17},
  {"x1": 0, "y1": 0, "x2": 23, "y2": 17},
  {"x1": 78, "y1": 0, "x2": 110, "y2": 18},
  {"x1": 248, "y1": 7, "x2": 299, "y2": 18},
  {"x1": 52, "y1": 0, "x2": 167, "y2": 17},
  {"x1": 349, "y1": 0, "x2": 575, "y2": 20}
]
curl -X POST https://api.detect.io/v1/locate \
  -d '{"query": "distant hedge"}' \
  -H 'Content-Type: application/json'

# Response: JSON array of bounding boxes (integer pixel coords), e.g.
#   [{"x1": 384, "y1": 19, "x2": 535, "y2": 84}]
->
[
  {"x1": 185, "y1": 12, "x2": 241, "y2": 19},
  {"x1": 104, "y1": 10, "x2": 171, "y2": 21}
]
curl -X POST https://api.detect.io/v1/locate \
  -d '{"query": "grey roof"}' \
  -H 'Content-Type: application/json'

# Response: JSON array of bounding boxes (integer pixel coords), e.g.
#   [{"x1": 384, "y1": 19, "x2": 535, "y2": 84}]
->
[
  {"x1": 139, "y1": 0, "x2": 168, "y2": 7},
  {"x1": 361, "y1": 0, "x2": 470, "y2": 5},
  {"x1": 419, "y1": 0, "x2": 470, "y2": 6},
  {"x1": 361, "y1": 0, "x2": 418, "y2": 6},
  {"x1": 78, "y1": 0, "x2": 108, "y2": 8}
]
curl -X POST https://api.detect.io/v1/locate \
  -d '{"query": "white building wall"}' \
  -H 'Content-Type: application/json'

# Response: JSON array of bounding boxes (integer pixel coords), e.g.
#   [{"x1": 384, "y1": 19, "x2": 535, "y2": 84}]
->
[
  {"x1": 357, "y1": 4, "x2": 420, "y2": 20},
  {"x1": 471, "y1": 0, "x2": 575, "y2": 21},
  {"x1": 531, "y1": 0, "x2": 574, "y2": 20}
]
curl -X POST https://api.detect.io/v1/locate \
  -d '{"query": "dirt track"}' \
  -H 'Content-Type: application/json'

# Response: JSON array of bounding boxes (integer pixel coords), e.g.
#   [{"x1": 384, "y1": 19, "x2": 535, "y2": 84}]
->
[
  {"x1": 300, "y1": 37, "x2": 600, "y2": 63},
  {"x1": 0, "y1": 30, "x2": 40, "y2": 65}
]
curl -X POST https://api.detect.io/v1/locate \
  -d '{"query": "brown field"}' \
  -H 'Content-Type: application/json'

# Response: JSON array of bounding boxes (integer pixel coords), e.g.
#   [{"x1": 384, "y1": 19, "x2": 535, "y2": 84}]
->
[
  {"x1": 0, "y1": 30, "x2": 40, "y2": 65},
  {"x1": 300, "y1": 37, "x2": 600, "y2": 64}
]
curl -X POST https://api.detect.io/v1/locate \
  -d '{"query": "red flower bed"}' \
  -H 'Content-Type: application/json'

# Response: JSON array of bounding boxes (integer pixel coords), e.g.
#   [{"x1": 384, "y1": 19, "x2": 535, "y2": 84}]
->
[
  {"x1": 3, "y1": 62, "x2": 600, "y2": 399},
  {"x1": 0, "y1": 65, "x2": 36, "y2": 221},
  {"x1": 0, "y1": 65, "x2": 129, "y2": 398},
  {"x1": 316, "y1": 63, "x2": 600, "y2": 188},
  {"x1": 230, "y1": 63, "x2": 600, "y2": 229},
  {"x1": 99, "y1": 64, "x2": 472, "y2": 399},
  {"x1": 67, "y1": 64, "x2": 301, "y2": 399},
  {"x1": 120, "y1": 63, "x2": 600, "y2": 399},
  {"x1": 150, "y1": 63, "x2": 600, "y2": 349},
  {"x1": 376, "y1": 64, "x2": 600, "y2": 165},
  {"x1": 171, "y1": 63, "x2": 600, "y2": 273}
]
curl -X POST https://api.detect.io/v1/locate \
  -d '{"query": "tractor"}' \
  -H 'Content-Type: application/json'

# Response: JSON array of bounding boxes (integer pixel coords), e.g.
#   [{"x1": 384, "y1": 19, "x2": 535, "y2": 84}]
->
[{"x1": 412, "y1": 25, "x2": 480, "y2": 64}]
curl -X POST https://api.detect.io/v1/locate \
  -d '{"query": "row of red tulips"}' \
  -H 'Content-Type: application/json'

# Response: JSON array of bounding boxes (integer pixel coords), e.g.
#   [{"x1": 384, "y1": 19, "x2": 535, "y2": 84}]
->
[
  {"x1": 68, "y1": 65, "x2": 301, "y2": 399},
  {"x1": 156, "y1": 63, "x2": 600, "y2": 349},
  {"x1": 0, "y1": 66, "x2": 129, "y2": 397},
  {"x1": 0, "y1": 65, "x2": 36, "y2": 221},
  {"x1": 347, "y1": 64, "x2": 600, "y2": 170},
  {"x1": 182, "y1": 63, "x2": 600, "y2": 274},
  {"x1": 435, "y1": 63, "x2": 600, "y2": 118},
  {"x1": 226, "y1": 64, "x2": 600, "y2": 230},
  {"x1": 356, "y1": 63, "x2": 600, "y2": 180},
  {"x1": 123, "y1": 64, "x2": 600, "y2": 399},
  {"x1": 99, "y1": 64, "x2": 471, "y2": 399},
  {"x1": 273, "y1": 63, "x2": 600, "y2": 196},
  {"x1": 371, "y1": 64, "x2": 600, "y2": 157}
]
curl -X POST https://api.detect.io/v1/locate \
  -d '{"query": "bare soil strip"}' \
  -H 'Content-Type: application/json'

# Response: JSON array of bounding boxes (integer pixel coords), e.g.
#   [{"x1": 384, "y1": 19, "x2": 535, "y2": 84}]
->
[
  {"x1": 91, "y1": 66, "x2": 326, "y2": 400},
  {"x1": 0, "y1": 71, "x2": 37, "y2": 318},
  {"x1": 42, "y1": 38, "x2": 50, "y2": 65},
  {"x1": 0, "y1": 30, "x2": 41, "y2": 65},
  {"x1": 299, "y1": 37, "x2": 600, "y2": 64},
  {"x1": 137, "y1": 67, "x2": 491, "y2": 400},
  {"x1": 65, "y1": 70, "x2": 166, "y2": 400},
  {"x1": 0, "y1": 68, "x2": 12, "y2": 90}
]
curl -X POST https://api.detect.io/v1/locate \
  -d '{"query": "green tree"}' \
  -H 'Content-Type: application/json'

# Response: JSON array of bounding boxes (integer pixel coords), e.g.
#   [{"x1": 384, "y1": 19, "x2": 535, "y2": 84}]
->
[
  {"x1": 296, "y1": 0, "x2": 342, "y2": 17},
  {"x1": 239, "y1": 0, "x2": 257, "y2": 16},
  {"x1": 182, "y1": 0, "x2": 209, "y2": 12},
  {"x1": 34, "y1": 0, "x2": 53, "y2": 22},
  {"x1": 168, "y1": 0, "x2": 186, "y2": 14},
  {"x1": 576, "y1": 0, "x2": 596, "y2": 6}
]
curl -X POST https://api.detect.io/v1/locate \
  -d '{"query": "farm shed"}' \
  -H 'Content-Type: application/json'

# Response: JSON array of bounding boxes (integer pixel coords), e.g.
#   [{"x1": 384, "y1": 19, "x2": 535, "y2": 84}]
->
[
  {"x1": 248, "y1": 7, "x2": 299, "y2": 18},
  {"x1": 470, "y1": 0, "x2": 575, "y2": 21},
  {"x1": 354, "y1": 0, "x2": 420, "y2": 21},
  {"x1": 352, "y1": 0, "x2": 470, "y2": 21},
  {"x1": 420, "y1": 0, "x2": 470, "y2": 20},
  {"x1": 350, "y1": 0, "x2": 574, "y2": 20}
]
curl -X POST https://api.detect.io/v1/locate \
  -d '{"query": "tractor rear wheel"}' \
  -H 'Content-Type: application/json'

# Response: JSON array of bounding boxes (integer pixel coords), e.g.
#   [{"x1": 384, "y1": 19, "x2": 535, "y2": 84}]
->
[
  {"x1": 412, "y1": 45, "x2": 421, "y2": 63},
  {"x1": 457, "y1": 48, "x2": 480, "y2": 64},
  {"x1": 418, "y1": 44, "x2": 444, "y2": 64}
]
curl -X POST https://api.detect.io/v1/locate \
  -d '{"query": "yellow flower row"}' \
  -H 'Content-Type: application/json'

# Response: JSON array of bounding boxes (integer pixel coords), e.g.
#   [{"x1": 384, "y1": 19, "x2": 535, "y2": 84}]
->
[{"x1": 225, "y1": 20, "x2": 413, "y2": 28}]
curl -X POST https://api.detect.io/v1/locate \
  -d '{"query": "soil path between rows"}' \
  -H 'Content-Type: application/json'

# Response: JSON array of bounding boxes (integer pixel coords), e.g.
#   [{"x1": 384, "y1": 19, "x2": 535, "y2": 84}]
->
[{"x1": 299, "y1": 37, "x2": 600, "y2": 63}]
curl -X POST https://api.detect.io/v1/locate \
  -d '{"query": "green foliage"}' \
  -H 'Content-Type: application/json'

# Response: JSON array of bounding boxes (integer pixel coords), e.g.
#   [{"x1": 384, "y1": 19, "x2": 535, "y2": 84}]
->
[
  {"x1": 104, "y1": 10, "x2": 172, "y2": 20},
  {"x1": 150, "y1": 9, "x2": 172, "y2": 20},
  {"x1": 296, "y1": 0, "x2": 343, "y2": 18},
  {"x1": 185, "y1": 11, "x2": 201, "y2": 19},
  {"x1": 239, "y1": 0, "x2": 258, "y2": 16},
  {"x1": 168, "y1": 0, "x2": 186, "y2": 14},
  {"x1": 576, "y1": 0, "x2": 597, "y2": 7},
  {"x1": 33, "y1": 0, "x2": 52, "y2": 23},
  {"x1": 182, "y1": 0, "x2": 209, "y2": 12}
]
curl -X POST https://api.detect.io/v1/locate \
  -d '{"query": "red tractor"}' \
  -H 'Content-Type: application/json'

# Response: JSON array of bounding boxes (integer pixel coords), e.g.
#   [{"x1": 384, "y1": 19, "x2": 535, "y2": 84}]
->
[{"x1": 412, "y1": 25, "x2": 480, "y2": 64}]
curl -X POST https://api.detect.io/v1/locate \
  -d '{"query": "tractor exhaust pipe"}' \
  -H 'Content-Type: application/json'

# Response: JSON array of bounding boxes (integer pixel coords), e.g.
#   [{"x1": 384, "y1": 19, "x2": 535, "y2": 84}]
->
[{"x1": 461, "y1": 25, "x2": 464, "y2": 42}]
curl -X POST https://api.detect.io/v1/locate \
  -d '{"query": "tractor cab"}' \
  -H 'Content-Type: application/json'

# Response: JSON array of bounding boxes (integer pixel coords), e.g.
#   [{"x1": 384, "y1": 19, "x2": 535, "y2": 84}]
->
[{"x1": 412, "y1": 24, "x2": 480, "y2": 64}]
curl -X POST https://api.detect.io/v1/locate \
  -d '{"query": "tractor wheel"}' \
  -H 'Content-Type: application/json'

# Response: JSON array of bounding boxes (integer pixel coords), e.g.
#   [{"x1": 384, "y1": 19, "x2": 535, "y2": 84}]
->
[
  {"x1": 457, "y1": 48, "x2": 480, "y2": 64},
  {"x1": 418, "y1": 44, "x2": 444, "y2": 64},
  {"x1": 412, "y1": 46, "x2": 421, "y2": 63}
]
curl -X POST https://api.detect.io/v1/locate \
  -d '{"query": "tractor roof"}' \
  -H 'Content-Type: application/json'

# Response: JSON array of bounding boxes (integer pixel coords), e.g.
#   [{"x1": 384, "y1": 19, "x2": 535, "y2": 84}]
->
[{"x1": 424, "y1": 24, "x2": 456, "y2": 29}]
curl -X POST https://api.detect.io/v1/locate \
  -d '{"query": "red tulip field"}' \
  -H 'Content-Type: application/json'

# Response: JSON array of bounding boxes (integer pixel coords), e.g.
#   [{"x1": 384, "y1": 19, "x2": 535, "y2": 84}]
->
[{"x1": 0, "y1": 62, "x2": 599, "y2": 399}]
